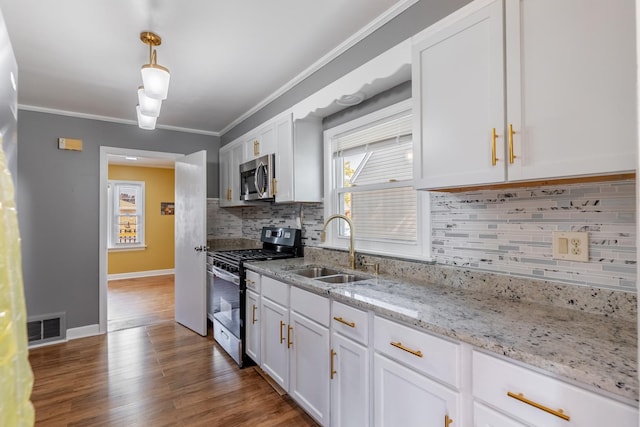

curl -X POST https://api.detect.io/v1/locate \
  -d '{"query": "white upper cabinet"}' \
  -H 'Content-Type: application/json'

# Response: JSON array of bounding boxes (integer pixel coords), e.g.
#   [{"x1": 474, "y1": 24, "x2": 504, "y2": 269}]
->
[
  {"x1": 243, "y1": 122, "x2": 276, "y2": 162},
  {"x1": 219, "y1": 143, "x2": 245, "y2": 207},
  {"x1": 504, "y1": 0, "x2": 636, "y2": 182},
  {"x1": 413, "y1": 0, "x2": 636, "y2": 190},
  {"x1": 275, "y1": 114, "x2": 323, "y2": 203},
  {"x1": 413, "y1": 0, "x2": 506, "y2": 189}
]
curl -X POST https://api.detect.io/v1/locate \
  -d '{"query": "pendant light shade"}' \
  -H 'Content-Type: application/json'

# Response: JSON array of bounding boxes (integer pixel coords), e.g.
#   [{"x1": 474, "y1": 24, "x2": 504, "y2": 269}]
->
[
  {"x1": 136, "y1": 31, "x2": 169, "y2": 130},
  {"x1": 137, "y1": 86, "x2": 162, "y2": 117},
  {"x1": 137, "y1": 106, "x2": 157, "y2": 130},
  {"x1": 141, "y1": 64, "x2": 170, "y2": 100}
]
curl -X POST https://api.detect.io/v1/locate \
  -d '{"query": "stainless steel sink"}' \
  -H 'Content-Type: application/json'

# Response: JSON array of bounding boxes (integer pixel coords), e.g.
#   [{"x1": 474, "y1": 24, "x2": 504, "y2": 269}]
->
[
  {"x1": 289, "y1": 267, "x2": 342, "y2": 278},
  {"x1": 289, "y1": 267, "x2": 368, "y2": 284},
  {"x1": 314, "y1": 274, "x2": 368, "y2": 284}
]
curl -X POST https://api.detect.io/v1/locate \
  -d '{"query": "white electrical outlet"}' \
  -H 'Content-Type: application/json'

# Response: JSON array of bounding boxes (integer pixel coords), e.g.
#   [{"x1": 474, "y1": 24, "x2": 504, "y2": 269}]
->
[{"x1": 552, "y1": 231, "x2": 589, "y2": 262}]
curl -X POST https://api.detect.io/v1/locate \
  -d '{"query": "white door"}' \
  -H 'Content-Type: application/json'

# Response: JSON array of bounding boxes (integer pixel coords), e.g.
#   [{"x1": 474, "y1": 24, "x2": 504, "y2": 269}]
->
[{"x1": 174, "y1": 150, "x2": 207, "y2": 336}]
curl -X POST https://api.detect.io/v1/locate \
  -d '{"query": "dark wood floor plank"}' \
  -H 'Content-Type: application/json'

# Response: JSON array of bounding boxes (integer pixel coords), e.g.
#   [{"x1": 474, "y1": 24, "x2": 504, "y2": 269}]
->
[{"x1": 29, "y1": 275, "x2": 318, "y2": 426}]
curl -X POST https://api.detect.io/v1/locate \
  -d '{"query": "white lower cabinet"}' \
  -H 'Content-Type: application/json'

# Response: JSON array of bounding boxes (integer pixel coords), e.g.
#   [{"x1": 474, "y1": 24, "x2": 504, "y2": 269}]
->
[
  {"x1": 330, "y1": 301, "x2": 371, "y2": 427},
  {"x1": 260, "y1": 296, "x2": 289, "y2": 390},
  {"x1": 472, "y1": 350, "x2": 638, "y2": 427},
  {"x1": 290, "y1": 311, "x2": 330, "y2": 426},
  {"x1": 374, "y1": 353, "x2": 460, "y2": 427},
  {"x1": 373, "y1": 315, "x2": 461, "y2": 427},
  {"x1": 245, "y1": 289, "x2": 260, "y2": 364},
  {"x1": 251, "y1": 272, "x2": 636, "y2": 427}
]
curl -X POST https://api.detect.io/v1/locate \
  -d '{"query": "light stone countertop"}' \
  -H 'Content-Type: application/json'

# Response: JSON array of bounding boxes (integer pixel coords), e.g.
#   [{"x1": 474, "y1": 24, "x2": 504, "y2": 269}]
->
[{"x1": 244, "y1": 257, "x2": 638, "y2": 403}]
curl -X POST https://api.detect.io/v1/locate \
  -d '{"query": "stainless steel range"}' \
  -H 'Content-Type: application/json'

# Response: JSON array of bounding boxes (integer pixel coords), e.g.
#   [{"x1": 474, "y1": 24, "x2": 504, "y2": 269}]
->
[{"x1": 207, "y1": 226, "x2": 302, "y2": 366}]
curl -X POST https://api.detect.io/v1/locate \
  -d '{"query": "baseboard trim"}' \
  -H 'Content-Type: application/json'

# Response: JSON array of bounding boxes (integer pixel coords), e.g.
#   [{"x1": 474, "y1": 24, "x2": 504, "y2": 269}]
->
[
  {"x1": 29, "y1": 324, "x2": 102, "y2": 349},
  {"x1": 67, "y1": 324, "x2": 101, "y2": 340},
  {"x1": 108, "y1": 269, "x2": 175, "y2": 281}
]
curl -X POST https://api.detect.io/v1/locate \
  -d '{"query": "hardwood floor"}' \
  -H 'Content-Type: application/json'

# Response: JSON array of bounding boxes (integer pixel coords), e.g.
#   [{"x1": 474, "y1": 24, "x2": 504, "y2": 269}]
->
[
  {"x1": 29, "y1": 276, "x2": 319, "y2": 426},
  {"x1": 107, "y1": 275, "x2": 176, "y2": 332}
]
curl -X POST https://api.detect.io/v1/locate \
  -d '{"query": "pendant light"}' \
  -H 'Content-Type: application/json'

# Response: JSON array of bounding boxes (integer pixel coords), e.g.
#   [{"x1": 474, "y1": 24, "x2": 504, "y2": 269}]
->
[
  {"x1": 137, "y1": 86, "x2": 161, "y2": 117},
  {"x1": 140, "y1": 31, "x2": 170, "y2": 100},
  {"x1": 136, "y1": 106, "x2": 157, "y2": 130}
]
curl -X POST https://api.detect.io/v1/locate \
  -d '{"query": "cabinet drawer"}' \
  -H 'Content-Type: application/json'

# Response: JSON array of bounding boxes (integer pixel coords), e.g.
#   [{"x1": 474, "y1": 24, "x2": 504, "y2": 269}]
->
[
  {"x1": 261, "y1": 276, "x2": 289, "y2": 306},
  {"x1": 374, "y1": 316, "x2": 460, "y2": 388},
  {"x1": 331, "y1": 301, "x2": 368, "y2": 345},
  {"x1": 472, "y1": 350, "x2": 638, "y2": 427},
  {"x1": 290, "y1": 286, "x2": 329, "y2": 327},
  {"x1": 245, "y1": 270, "x2": 261, "y2": 293}
]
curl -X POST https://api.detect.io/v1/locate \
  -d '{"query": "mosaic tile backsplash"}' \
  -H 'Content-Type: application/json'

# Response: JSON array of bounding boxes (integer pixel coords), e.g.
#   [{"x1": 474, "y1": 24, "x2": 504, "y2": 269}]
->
[
  {"x1": 208, "y1": 180, "x2": 636, "y2": 292},
  {"x1": 430, "y1": 180, "x2": 636, "y2": 291}
]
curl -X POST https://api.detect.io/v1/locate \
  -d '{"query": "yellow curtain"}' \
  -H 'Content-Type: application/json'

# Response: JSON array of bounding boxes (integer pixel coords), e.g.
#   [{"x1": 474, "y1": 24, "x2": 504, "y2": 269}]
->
[{"x1": 0, "y1": 140, "x2": 34, "y2": 426}]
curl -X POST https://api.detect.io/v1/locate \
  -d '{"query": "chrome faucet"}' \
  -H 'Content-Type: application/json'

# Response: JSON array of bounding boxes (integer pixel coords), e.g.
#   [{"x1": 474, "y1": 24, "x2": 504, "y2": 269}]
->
[{"x1": 321, "y1": 214, "x2": 356, "y2": 270}]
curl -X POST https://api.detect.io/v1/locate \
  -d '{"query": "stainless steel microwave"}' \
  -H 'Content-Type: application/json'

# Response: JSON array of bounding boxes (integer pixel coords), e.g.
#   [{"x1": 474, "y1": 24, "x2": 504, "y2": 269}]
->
[{"x1": 239, "y1": 154, "x2": 275, "y2": 201}]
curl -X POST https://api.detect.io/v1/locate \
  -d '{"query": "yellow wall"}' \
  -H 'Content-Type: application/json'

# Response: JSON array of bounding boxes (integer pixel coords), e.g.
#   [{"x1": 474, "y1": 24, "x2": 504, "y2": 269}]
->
[{"x1": 108, "y1": 165, "x2": 174, "y2": 274}]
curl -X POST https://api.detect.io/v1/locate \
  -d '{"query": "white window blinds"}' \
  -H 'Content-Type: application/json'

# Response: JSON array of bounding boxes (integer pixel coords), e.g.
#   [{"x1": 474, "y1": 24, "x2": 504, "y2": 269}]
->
[{"x1": 331, "y1": 109, "x2": 417, "y2": 243}]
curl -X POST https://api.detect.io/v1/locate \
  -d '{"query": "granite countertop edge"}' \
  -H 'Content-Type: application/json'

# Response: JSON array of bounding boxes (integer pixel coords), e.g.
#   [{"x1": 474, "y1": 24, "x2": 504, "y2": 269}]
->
[{"x1": 245, "y1": 257, "x2": 638, "y2": 403}]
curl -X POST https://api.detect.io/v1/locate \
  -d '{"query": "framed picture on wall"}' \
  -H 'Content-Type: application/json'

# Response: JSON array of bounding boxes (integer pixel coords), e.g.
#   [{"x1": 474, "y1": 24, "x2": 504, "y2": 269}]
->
[{"x1": 161, "y1": 202, "x2": 174, "y2": 215}]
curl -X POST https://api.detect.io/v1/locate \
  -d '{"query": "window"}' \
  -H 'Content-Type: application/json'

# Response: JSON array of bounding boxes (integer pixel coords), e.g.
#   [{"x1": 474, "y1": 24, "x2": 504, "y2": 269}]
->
[
  {"x1": 108, "y1": 180, "x2": 145, "y2": 250},
  {"x1": 323, "y1": 99, "x2": 430, "y2": 259}
]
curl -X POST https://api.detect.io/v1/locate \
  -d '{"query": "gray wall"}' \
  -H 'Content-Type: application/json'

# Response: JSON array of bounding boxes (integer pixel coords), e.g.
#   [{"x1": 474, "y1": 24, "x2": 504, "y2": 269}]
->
[
  {"x1": 17, "y1": 110, "x2": 219, "y2": 328},
  {"x1": 221, "y1": 0, "x2": 472, "y2": 144}
]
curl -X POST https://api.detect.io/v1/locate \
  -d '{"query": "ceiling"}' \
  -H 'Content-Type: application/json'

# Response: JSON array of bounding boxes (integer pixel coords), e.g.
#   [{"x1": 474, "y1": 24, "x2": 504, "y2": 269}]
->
[{"x1": 0, "y1": 0, "x2": 414, "y2": 136}]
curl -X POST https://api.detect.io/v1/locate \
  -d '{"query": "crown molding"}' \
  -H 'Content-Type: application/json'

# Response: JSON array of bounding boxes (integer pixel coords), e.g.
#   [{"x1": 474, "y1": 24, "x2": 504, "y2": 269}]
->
[{"x1": 18, "y1": 104, "x2": 221, "y2": 137}]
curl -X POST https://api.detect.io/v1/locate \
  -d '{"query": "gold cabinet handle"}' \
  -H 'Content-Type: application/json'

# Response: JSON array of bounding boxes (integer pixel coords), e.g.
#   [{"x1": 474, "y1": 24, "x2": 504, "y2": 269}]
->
[
  {"x1": 330, "y1": 349, "x2": 337, "y2": 379},
  {"x1": 390, "y1": 341, "x2": 423, "y2": 358},
  {"x1": 251, "y1": 304, "x2": 257, "y2": 324},
  {"x1": 507, "y1": 391, "x2": 570, "y2": 421},
  {"x1": 333, "y1": 316, "x2": 355, "y2": 328},
  {"x1": 445, "y1": 414, "x2": 453, "y2": 427},
  {"x1": 279, "y1": 320, "x2": 285, "y2": 344},
  {"x1": 272, "y1": 178, "x2": 277, "y2": 196},
  {"x1": 491, "y1": 127, "x2": 500, "y2": 166},
  {"x1": 287, "y1": 325, "x2": 293, "y2": 349},
  {"x1": 508, "y1": 124, "x2": 517, "y2": 164},
  {"x1": 254, "y1": 140, "x2": 259, "y2": 156}
]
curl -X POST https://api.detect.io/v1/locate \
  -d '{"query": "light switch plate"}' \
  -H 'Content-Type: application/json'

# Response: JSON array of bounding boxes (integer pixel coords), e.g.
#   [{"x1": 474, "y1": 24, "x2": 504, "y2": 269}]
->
[{"x1": 552, "y1": 231, "x2": 589, "y2": 262}]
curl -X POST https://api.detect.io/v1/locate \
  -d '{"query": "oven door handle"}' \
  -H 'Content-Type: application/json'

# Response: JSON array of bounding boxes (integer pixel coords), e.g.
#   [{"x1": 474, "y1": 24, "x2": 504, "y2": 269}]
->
[{"x1": 210, "y1": 265, "x2": 240, "y2": 285}]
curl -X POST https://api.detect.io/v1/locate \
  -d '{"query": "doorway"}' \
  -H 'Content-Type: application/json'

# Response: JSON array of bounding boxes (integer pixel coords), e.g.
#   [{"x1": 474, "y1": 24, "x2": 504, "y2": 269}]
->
[{"x1": 99, "y1": 146, "x2": 183, "y2": 333}]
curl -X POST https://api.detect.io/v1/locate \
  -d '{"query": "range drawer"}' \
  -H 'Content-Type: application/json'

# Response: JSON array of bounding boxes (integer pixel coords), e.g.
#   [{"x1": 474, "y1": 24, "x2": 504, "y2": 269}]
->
[
  {"x1": 472, "y1": 350, "x2": 638, "y2": 427},
  {"x1": 331, "y1": 300, "x2": 368, "y2": 345},
  {"x1": 261, "y1": 276, "x2": 289, "y2": 306},
  {"x1": 245, "y1": 269, "x2": 261, "y2": 293},
  {"x1": 290, "y1": 286, "x2": 329, "y2": 327},
  {"x1": 374, "y1": 316, "x2": 460, "y2": 388}
]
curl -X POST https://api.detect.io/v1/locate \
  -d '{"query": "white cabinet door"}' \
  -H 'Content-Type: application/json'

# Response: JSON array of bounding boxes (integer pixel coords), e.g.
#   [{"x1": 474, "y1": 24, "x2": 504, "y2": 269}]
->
[
  {"x1": 245, "y1": 289, "x2": 260, "y2": 364},
  {"x1": 474, "y1": 402, "x2": 527, "y2": 427},
  {"x1": 289, "y1": 311, "x2": 330, "y2": 426},
  {"x1": 218, "y1": 147, "x2": 231, "y2": 207},
  {"x1": 374, "y1": 354, "x2": 459, "y2": 427},
  {"x1": 505, "y1": 0, "x2": 636, "y2": 181},
  {"x1": 274, "y1": 114, "x2": 294, "y2": 202},
  {"x1": 244, "y1": 124, "x2": 276, "y2": 161},
  {"x1": 219, "y1": 143, "x2": 245, "y2": 207},
  {"x1": 413, "y1": 0, "x2": 505, "y2": 189},
  {"x1": 331, "y1": 332, "x2": 370, "y2": 427},
  {"x1": 274, "y1": 114, "x2": 323, "y2": 203},
  {"x1": 260, "y1": 297, "x2": 289, "y2": 390}
]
